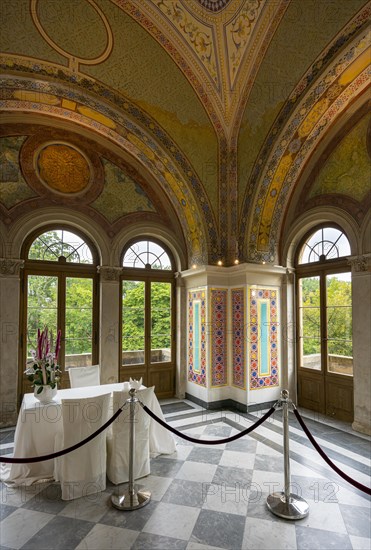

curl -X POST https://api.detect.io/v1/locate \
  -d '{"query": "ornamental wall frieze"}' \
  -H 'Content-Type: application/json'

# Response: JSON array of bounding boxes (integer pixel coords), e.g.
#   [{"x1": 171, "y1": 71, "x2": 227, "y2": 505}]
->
[
  {"x1": 239, "y1": 6, "x2": 370, "y2": 264},
  {"x1": 0, "y1": 258, "x2": 24, "y2": 276}
]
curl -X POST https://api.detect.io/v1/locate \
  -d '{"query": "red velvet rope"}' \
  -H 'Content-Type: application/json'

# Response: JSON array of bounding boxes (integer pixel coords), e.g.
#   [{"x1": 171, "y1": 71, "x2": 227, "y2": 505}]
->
[
  {"x1": 141, "y1": 404, "x2": 276, "y2": 445},
  {"x1": 294, "y1": 409, "x2": 371, "y2": 496},
  {"x1": 0, "y1": 408, "x2": 123, "y2": 464}
]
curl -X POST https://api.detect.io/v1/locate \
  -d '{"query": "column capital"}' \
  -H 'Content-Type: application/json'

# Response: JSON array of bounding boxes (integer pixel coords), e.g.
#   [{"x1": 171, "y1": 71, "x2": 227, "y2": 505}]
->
[
  {"x1": 285, "y1": 268, "x2": 295, "y2": 284},
  {"x1": 0, "y1": 258, "x2": 24, "y2": 276},
  {"x1": 347, "y1": 253, "x2": 371, "y2": 273},
  {"x1": 97, "y1": 266, "x2": 122, "y2": 282}
]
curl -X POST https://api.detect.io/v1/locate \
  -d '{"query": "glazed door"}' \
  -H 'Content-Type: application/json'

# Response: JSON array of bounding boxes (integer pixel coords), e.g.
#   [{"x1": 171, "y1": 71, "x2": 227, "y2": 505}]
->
[
  {"x1": 120, "y1": 277, "x2": 175, "y2": 398},
  {"x1": 21, "y1": 270, "x2": 98, "y2": 397},
  {"x1": 297, "y1": 272, "x2": 353, "y2": 421}
]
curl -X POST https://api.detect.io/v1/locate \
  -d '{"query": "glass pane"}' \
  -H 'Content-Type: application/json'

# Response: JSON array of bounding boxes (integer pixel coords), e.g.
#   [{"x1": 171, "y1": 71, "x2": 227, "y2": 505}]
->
[
  {"x1": 299, "y1": 227, "x2": 350, "y2": 264},
  {"x1": 122, "y1": 280, "x2": 145, "y2": 365},
  {"x1": 123, "y1": 240, "x2": 171, "y2": 270},
  {"x1": 27, "y1": 275, "x2": 58, "y2": 360},
  {"x1": 300, "y1": 339, "x2": 321, "y2": 370},
  {"x1": 298, "y1": 276, "x2": 321, "y2": 370},
  {"x1": 151, "y1": 282, "x2": 171, "y2": 363},
  {"x1": 28, "y1": 229, "x2": 93, "y2": 263},
  {"x1": 326, "y1": 273, "x2": 353, "y2": 376},
  {"x1": 65, "y1": 277, "x2": 93, "y2": 367}
]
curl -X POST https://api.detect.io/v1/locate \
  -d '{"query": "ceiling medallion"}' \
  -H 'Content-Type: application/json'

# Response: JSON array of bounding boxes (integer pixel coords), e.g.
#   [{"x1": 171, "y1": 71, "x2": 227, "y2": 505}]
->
[
  {"x1": 36, "y1": 144, "x2": 91, "y2": 195},
  {"x1": 196, "y1": 0, "x2": 232, "y2": 13}
]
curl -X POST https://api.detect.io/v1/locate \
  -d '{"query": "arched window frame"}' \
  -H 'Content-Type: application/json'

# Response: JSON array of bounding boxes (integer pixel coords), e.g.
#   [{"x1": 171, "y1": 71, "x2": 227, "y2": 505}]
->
[
  {"x1": 119, "y1": 236, "x2": 176, "y2": 398},
  {"x1": 295, "y1": 224, "x2": 351, "y2": 267},
  {"x1": 19, "y1": 225, "x2": 100, "y2": 398},
  {"x1": 121, "y1": 237, "x2": 175, "y2": 272},
  {"x1": 294, "y1": 222, "x2": 354, "y2": 420}
]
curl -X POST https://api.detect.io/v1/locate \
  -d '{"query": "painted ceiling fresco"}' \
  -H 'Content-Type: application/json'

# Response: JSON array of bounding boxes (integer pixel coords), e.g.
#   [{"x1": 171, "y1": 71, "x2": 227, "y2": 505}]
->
[
  {"x1": 0, "y1": 0, "x2": 369, "y2": 266},
  {"x1": 310, "y1": 114, "x2": 370, "y2": 203}
]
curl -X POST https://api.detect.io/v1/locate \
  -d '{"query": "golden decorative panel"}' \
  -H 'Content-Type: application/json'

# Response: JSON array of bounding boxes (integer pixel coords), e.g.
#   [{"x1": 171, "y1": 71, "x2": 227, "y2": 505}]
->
[
  {"x1": 152, "y1": 0, "x2": 218, "y2": 86},
  {"x1": 36, "y1": 144, "x2": 91, "y2": 194},
  {"x1": 225, "y1": 0, "x2": 264, "y2": 90}
]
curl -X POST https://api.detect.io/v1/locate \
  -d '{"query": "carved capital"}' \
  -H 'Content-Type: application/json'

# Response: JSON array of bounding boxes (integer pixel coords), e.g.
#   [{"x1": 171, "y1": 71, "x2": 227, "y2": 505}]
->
[
  {"x1": 0, "y1": 258, "x2": 24, "y2": 276},
  {"x1": 285, "y1": 268, "x2": 295, "y2": 284},
  {"x1": 97, "y1": 266, "x2": 122, "y2": 282},
  {"x1": 348, "y1": 254, "x2": 371, "y2": 272}
]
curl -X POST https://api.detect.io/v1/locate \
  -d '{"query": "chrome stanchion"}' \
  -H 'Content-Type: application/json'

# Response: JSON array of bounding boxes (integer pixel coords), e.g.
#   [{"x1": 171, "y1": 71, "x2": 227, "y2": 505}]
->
[
  {"x1": 111, "y1": 388, "x2": 151, "y2": 511},
  {"x1": 267, "y1": 389, "x2": 309, "y2": 520}
]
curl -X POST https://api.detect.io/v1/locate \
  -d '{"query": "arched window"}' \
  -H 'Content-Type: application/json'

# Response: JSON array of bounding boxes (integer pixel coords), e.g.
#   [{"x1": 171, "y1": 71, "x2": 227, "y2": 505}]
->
[
  {"x1": 120, "y1": 238, "x2": 175, "y2": 398},
  {"x1": 28, "y1": 229, "x2": 94, "y2": 263},
  {"x1": 295, "y1": 225, "x2": 353, "y2": 422},
  {"x1": 298, "y1": 227, "x2": 351, "y2": 264},
  {"x1": 123, "y1": 240, "x2": 172, "y2": 270},
  {"x1": 21, "y1": 227, "x2": 99, "y2": 393}
]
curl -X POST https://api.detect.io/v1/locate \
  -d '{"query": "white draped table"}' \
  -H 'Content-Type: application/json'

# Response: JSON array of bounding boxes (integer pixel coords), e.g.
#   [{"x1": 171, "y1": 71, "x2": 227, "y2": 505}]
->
[{"x1": 1, "y1": 382, "x2": 175, "y2": 485}]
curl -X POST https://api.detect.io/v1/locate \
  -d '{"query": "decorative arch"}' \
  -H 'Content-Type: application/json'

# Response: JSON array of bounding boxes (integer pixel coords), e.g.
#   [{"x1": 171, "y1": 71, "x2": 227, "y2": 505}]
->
[
  {"x1": 239, "y1": 6, "x2": 370, "y2": 263},
  {"x1": 111, "y1": 222, "x2": 186, "y2": 272},
  {"x1": 22, "y1": 225, "x2": 99, "y2": 265},
  {"x1": 0, "y1": 65, "x2": 218, "y2": 265},
  {"x1": 282, "y1": 206, "x2": 359, "y2": 269},
  {"x1": 7, "y1": 208, "x2": 111, "y2": 265}
]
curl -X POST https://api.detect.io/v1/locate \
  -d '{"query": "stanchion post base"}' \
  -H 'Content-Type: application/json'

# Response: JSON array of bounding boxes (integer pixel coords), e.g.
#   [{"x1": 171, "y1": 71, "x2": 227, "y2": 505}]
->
[
  {"x1": 111, "y1": 485, "x2": 151, "y2": 511},
  {"x1": 267, "y1": 492, "x2": 309, "y2": 520}
]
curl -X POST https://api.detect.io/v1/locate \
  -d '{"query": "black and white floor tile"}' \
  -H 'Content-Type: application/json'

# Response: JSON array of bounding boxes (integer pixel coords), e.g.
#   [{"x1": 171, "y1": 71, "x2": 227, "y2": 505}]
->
[{"x1": 0, "y1": 399, "x2": 370, "y2": 549}]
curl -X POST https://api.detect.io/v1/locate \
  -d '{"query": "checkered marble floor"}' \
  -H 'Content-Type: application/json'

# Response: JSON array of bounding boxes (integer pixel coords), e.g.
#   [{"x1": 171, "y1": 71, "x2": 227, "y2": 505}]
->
[{"x1": 1, "y1": 399, "x2": 370, "y2": 549}]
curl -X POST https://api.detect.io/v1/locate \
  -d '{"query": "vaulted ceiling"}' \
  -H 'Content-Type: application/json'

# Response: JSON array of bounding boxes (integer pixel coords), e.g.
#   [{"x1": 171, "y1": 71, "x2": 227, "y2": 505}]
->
[{"x1": 1, "y1": 0, "x2": 370, "y2": 266}]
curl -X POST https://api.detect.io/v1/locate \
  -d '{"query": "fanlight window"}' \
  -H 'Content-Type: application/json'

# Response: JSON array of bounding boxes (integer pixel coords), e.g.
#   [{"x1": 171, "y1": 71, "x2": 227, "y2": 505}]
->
[
  {"x1": 28, "y1": 230, "x2": 93, "y2": 264},
  {"x1": 123, "y1": 240, "x2": 172, "y2": 270},
  {"x1": 298, "y1": 227, "x2": 350, "y2": 265}
]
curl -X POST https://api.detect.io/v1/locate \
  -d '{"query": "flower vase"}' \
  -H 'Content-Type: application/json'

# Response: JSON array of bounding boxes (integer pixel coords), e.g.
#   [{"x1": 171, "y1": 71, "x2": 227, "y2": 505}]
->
[{"x1": 34, "y1": 385, "x2": 58, "y2": 404}]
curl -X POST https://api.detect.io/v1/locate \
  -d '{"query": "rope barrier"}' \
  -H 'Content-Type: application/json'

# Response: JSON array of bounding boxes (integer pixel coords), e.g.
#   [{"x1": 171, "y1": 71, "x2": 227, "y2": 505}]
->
[
  {"x1": 0, "y1": 407, "x2": 124, "y2": 464},
  {"x1": 294, "y1": 408, "x2": 371, "y2": 496},
  {"x1": 140, "y1": 403, "x2": 276, "y2": 445},
  {"x1": 1, "y1": 390, "x2": 370, "y2": 501}
]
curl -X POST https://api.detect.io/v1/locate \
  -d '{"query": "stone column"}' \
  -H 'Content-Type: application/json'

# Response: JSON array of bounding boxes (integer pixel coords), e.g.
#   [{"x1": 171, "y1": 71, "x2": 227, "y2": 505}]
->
[
  {"x1": 0, "y1": 259, "x2": 24, "y2": 427},
  {"x1": 349, "y1": 255, "x2": 371, "y2": 435},
  {"x1": 97, "y1": 266, "x2": 122, "y2": 384}
]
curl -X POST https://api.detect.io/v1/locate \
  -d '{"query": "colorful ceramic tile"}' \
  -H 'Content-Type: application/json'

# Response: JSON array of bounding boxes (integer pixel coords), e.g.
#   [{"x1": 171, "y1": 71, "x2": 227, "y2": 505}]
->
[
  {"x1": 231, "y1": 288, "x2": 245, "y2": 389},
  {"x1": 188, "y1": 289, "x2": 207, "y2": 386},
  {"x1": 210, "y1": 288, "x2": 228, "y2": 387},
  {"x1": 249, "y1": 287, "x2": 279, "y2": 390}
]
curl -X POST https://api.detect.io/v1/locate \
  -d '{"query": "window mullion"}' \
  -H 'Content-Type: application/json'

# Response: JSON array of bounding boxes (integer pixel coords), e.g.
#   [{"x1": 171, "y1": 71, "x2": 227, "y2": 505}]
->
[
  {"x1": 145, "y1": 279, "x2": 151, "y2": 370},
  {"x1": 58, "y1": 272, "x2": 66, "y2": 370}
]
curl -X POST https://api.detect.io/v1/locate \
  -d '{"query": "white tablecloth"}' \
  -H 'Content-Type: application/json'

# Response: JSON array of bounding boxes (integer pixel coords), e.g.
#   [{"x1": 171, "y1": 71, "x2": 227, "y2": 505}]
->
[{"x1": 1, "y1": 383, "x2": 175, "y2": 485}]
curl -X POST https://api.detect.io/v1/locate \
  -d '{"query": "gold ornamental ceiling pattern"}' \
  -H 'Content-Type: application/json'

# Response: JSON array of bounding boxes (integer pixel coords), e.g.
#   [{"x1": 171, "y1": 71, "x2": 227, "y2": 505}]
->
[{"x1": 121, "y1": 0, "x2": 288, "y2": 132}]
